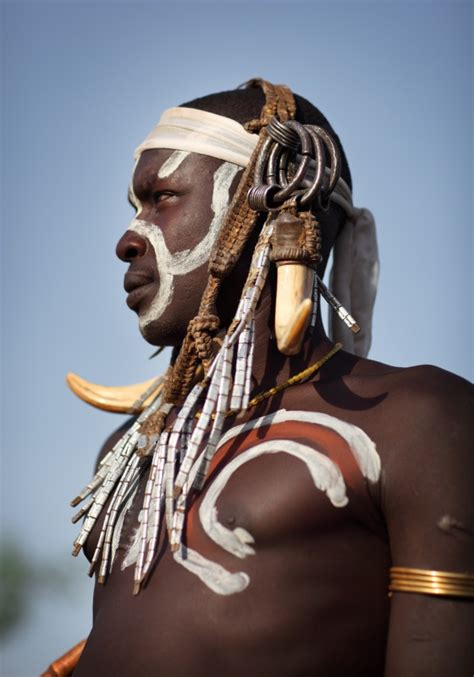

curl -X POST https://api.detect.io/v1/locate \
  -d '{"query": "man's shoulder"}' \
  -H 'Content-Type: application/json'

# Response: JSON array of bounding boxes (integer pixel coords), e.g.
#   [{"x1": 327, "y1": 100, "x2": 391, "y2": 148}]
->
[
  {"x1": 369, "y1": 363, "x2": 474, "y2": 565},
  {"x1": 353, "y1": 358, "x2": 473, "y2": 487},
  {"x1": 340, "y1": 356, "x2": 473, "y2": 468},
  {"x1": 349, "y1": 355, "x2": 472, "y2": 417}
]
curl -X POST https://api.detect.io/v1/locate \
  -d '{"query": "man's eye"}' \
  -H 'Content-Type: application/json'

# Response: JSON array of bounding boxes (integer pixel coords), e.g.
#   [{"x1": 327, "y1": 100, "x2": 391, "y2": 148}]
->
[{"x1": 153, "y1": 191, "x2": 174, "y2": 205}]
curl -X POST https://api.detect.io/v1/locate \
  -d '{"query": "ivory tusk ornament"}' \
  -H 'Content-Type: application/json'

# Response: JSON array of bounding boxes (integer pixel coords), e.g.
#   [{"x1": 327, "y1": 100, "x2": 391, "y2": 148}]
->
[
  {"x1": 274, "y1": 263, "x2": 314, "y2": 355},
  {"x1": 66, "y1": 372, "x2": 163, "y2": 414}
]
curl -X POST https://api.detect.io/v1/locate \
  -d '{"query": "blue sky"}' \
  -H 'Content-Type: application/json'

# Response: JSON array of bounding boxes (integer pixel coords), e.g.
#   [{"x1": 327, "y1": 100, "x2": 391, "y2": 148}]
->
[{"x1": 1, "y1": 1, "x2": 472, "y2": 674}]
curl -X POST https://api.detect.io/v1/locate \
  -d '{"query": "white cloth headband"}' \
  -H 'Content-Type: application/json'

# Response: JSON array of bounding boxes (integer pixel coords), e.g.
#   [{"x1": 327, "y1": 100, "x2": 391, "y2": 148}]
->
[
  {"x1": 134, "y1": 107, "x2": 258, "y2": 167},
  {"x1": 134, "y1": 106, "x2": 379, "y2": 357}
]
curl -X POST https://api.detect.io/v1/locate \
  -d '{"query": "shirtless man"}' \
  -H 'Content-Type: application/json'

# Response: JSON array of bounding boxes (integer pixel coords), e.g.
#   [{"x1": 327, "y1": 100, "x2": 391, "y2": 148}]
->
[{"x1": 67, "y1": 81, "x2": 473, "y2": 676}]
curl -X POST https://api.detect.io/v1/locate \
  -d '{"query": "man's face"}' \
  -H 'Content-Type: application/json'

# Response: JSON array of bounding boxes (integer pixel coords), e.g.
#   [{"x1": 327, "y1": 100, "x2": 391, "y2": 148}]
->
[{"x1": 116, "y1": 149, "x2": 242, "y2": 346}]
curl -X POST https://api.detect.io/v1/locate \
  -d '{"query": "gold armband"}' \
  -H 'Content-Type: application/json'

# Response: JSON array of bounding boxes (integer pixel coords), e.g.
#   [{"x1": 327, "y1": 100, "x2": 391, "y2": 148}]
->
[{"x1": 389, "y1": 567, "x2": 474, "y2": 599}]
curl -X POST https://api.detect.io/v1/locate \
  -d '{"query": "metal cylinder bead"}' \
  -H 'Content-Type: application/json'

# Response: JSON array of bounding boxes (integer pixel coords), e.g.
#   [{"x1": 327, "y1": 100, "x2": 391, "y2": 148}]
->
[{"x1": 247, "y1": 184, "x2": 281, "y2": 211}]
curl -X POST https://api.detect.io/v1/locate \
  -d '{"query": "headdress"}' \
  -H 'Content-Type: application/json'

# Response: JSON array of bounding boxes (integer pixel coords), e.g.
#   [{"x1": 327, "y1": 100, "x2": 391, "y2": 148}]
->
[{"x1": 69, "y1": 80, "x2": 379, "y2": 593}]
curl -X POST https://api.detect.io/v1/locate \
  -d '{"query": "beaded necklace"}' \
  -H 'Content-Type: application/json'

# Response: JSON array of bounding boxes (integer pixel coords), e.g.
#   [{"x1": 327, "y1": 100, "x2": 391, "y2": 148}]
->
[{"x1": 207, "y1": 341, "x2": 342, "y2": 420}]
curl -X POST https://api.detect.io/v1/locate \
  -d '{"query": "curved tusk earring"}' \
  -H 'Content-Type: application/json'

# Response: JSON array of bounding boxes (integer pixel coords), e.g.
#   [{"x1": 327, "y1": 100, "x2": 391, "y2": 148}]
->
[
  {"x1": 274, "y1": 264, "x2": 314, "y2": 355},
  {"x1": 66, "y1": 372, "x2": 164, "y2": 414},
  {"x1": 270, "y1": 209, "x2": 320, "y2": 356}
]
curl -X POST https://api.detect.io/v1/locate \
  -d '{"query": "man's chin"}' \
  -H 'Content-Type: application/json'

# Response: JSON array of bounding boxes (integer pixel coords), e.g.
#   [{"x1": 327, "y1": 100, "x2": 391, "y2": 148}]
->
[{"x1": 138, "y1": 315, "x2": 186, "y2": 348}]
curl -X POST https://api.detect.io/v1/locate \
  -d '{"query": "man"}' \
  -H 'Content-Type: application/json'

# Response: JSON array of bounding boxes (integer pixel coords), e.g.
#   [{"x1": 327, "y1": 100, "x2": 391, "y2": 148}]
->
[{"x1": 48, "y1": 80, "x2": 473, "y2": 676}]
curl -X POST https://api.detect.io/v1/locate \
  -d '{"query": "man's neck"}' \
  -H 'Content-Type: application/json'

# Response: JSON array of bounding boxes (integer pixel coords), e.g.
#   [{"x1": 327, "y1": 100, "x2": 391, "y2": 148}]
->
[{"x1": 248, "y1": 284, "x2": 335, "y2": 394}]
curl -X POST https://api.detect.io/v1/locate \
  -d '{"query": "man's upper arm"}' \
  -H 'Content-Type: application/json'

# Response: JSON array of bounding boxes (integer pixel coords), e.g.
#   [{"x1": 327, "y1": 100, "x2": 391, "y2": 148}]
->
[{"x1": 382, "y1": 367, "x2": 473, "y2": 676}]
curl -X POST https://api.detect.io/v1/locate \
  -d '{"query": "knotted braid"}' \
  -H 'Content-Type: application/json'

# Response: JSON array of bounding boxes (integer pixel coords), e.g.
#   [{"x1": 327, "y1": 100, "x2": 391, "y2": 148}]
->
[
  {"x1": 163, "y1": 80, "x2": 296, "y2": 406},
  {"x1": 188, "y1": 314, "x2": 220, "y2": 362},
  {"x1": 243, "y1": 78, "x2": 296, "y2": 133}
]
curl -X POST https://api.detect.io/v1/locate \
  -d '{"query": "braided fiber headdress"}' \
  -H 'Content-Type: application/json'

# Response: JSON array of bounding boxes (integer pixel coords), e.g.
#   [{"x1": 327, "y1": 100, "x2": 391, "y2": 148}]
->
[{"x1": 70, "y1": 80, "x2": 379, "y2": 594}]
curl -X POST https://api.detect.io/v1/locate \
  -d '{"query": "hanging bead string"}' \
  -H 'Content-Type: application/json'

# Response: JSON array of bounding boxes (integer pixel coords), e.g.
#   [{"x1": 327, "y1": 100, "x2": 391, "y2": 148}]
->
[
  {"x1": 134, "y1": 430, "x2": 169, "y2": 593},
  {"x1": 195, "y1": 341, "x2": 342, "y2": 421},
  {"x1": 97, "y1": 453, "x2": 141, "y2": 583},
  {"x1": 316, "y1": 275, "x2": 360, "y2": 334},
  {"x1": 127, "y1": 375, "x2": 164, "y2": 415},
  {"x1": 70, "y1": 396, "x2": 168, "y2": 557},
  {"x1": 310, "y1": 272, "x2": 319, "y2": 331},
  {"x1": 231, "y1": 342, "x2": 341, "y2": 411}
]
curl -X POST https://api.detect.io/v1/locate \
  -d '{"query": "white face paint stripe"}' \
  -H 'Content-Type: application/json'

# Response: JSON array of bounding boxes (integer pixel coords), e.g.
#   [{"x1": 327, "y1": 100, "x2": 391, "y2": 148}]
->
[
  {"x1": 128, "y1": 151, "x2": 190, "y2": 215},
  {"x1": 128, "y1": 222, "x2": 175, "y2": 332},
  {"x1": 128, "y1": 160, "x2": 241, "y2": 330},
  {"x1": 157, "y1": 150, "x2": 190, "y2": 179},
  {"x1": 171, "y1": 161, "x2": 240, "y2": 275}
]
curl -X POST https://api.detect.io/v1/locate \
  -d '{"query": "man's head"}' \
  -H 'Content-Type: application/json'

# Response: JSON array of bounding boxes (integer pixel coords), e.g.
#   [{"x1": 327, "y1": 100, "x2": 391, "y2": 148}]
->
[
  {"x1": 116, "y1": 149, "x2": 242, "y2": 345},
  {"x1": 116, "y1": 81, "x2": 352, "y2": 348}
]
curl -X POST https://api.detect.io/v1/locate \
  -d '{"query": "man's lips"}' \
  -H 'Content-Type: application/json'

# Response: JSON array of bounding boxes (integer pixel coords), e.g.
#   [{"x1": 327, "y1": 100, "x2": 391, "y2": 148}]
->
[
  {"x1": 124, "y1": 271, "x2": 154, "y2": 293},
  {"x1": 124, "y1": 271, "x2": 155, "y2": 310}
]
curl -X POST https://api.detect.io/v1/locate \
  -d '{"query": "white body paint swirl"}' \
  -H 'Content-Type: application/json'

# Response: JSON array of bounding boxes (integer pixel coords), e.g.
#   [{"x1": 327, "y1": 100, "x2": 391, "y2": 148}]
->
[
  {"x1": 170, "y1": 410, "x2": 381, "y2": 595},
  {"x1": 174, "y1": 546, "x2": 250, "y2": 595},
  {"x1": 128, "y1": 153, "x2": 241, "y2": 330},
  {"x1": 217, "y1": 410, "x2": 381, "y2": 482},
  {"x1": 121, "y1": 410, "x2": 380, "y2": 592},
  {"x1": 199, "y1": 440, "x2": 349, "y2": 561}
]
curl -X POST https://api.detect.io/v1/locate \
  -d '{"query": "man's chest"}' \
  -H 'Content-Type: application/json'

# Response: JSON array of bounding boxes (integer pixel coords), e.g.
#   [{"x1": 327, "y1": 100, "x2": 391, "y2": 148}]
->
[
  {"x1": 79, "y1": 410, "x2": 391, "y2": 677},
  {"x1": 85, "y1": 410, "x2": 386, "y2": 593}
]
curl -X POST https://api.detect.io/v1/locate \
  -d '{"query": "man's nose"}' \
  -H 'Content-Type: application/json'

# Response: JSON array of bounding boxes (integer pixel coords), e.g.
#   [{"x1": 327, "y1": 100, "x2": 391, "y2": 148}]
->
[{"x1": 116, "y1": 230, "x2": 148, "y2": 262}]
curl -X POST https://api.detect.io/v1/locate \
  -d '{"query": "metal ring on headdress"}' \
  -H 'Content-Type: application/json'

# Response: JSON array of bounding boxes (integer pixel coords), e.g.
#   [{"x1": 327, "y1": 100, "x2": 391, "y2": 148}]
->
[
  {"x1": 267, "y1": 117, "x2": 300, "y2": 151},
  {"x1": 272, "y1": 122, "x2": 312, "y2": 202},
  {"x1": 267, "y1": 142, "x2": 284, "y2": 184},
  {"x1": 272, "y1": 126, "x2": 325, "y2": 208},
  {"x1": 308, "y1": 125, "x2": 341, "y2": 206},
  {"x1": 249, "y1": 117, "x2": 342, "y2": 212},
  {"x1": 296, "y1": 128, "x2": 326, "y2": 208},
  {"x1": 247, "y1": 183, "x2": 281, "y2": 211}
]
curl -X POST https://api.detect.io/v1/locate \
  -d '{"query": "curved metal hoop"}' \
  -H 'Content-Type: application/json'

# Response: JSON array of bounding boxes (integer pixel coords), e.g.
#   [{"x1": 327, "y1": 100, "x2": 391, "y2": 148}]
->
[
  {"x1": 307, "y1": 125, "x2": 341, "y2": 208},
  {"x1": 248, "y1": 118, "x2": 341, "y2": 212}
]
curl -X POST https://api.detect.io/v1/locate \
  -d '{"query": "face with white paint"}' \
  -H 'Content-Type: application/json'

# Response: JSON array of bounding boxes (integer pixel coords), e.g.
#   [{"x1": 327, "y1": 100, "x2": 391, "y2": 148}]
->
[{"x1": 116, "y1": 149, "x2": 243, "y2": 346}]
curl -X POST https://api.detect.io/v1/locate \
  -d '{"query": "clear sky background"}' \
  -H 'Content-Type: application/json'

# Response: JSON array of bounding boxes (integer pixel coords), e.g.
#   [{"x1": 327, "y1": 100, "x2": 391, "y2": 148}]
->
[{"x1": 1, "y1": 1, "x2": 472, "y2": 674}]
